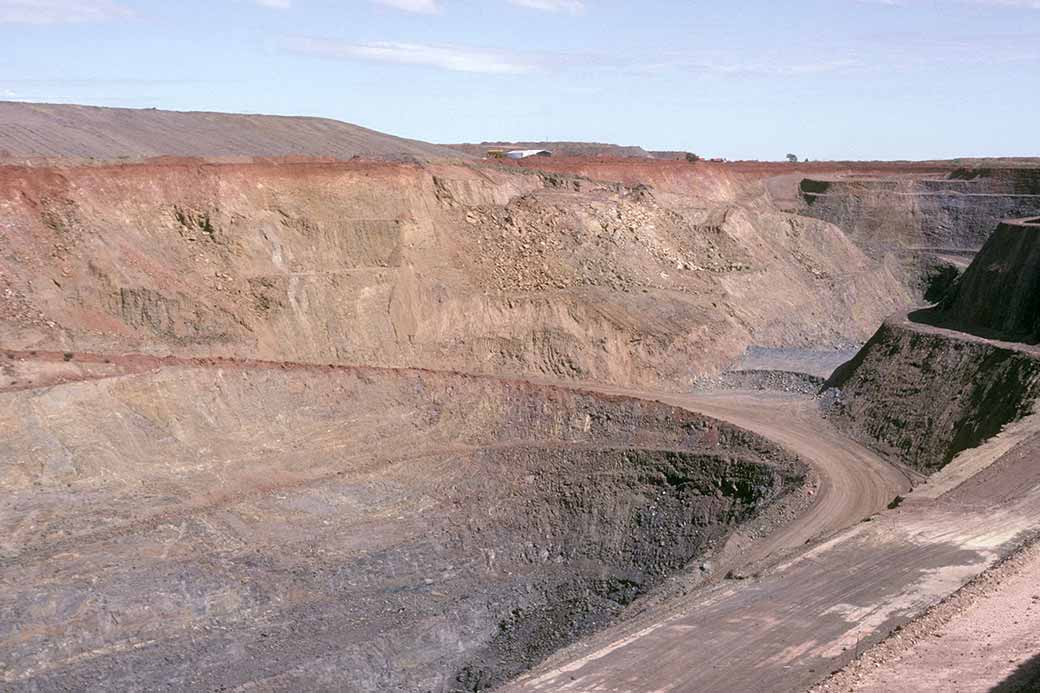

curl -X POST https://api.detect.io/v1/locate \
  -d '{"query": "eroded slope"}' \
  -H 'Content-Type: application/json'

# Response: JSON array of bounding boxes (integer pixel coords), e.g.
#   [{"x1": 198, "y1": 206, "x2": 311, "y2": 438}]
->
[
  {"x1": 0, "y1": 362, "x2": 804, "y2": 692},
  {"x1": 798, "y1": 170, "x2": 1040, "y2": 298},
  {"x1": 0, "y1": 159, "x2": 908, "y2": 388}
]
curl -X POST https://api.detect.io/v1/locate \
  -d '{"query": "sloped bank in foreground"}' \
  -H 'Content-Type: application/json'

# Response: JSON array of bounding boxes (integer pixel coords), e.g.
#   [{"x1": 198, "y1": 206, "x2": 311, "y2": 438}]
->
[{"x1": 823, "y1": 316, "x2": 1040, "y2": 473}]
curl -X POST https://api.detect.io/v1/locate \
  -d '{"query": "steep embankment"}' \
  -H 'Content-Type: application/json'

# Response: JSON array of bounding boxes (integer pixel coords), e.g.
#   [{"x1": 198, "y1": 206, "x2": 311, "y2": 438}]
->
[
  {"x1": 824, "y1": 218, "x2": 1040, "y2": 473},
  {"x1": 0, "y1": 101, "x2": 466, "y2": 162},
  {"x1": 0, "y1": 361, "x2": 805, "y2": 692},
  {"x1": 823, "y1": 317, "x2": 1040, "y2": 473},
  {"x1": 798, "y1": 170, "x2": 1040, "y2": 298},
  {"x1": 938, "y1": 217, "x2": 1040, "y2": 343},
  {"x1": 0, "y1": 158, "x2": 907, "y2": 387}
]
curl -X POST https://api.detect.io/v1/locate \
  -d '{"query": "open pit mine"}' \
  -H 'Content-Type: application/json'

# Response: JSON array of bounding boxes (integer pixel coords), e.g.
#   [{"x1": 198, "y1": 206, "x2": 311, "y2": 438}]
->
[{"x1": 2, "y1": 102, "x2": 1040, "y2": 693}]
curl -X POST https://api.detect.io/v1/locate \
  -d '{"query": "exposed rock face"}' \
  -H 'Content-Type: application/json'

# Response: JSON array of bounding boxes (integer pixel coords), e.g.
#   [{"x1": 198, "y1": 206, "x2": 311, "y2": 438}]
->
[
  {"x1": 0, "y1": 159, "x2": 908, "y2": 388},
  {"x1": 798, "y1": 170, "x2": 1040, "y2": 298},
  {"x1": 823, "y1": 317, "x2": 1040, "y2": 473},
  {"x1": 822, "y1": 214, "x2": 1040, "y2": 474},
  {"x1": 938, "y1": 218, "x2": 1040, "y2": 343},
  {"x1": 0, "y1": 364, "x2": 805, "y2": 692},
  {"x1": 823, "y1": 216, "x2": 1040, "y2": 472}
]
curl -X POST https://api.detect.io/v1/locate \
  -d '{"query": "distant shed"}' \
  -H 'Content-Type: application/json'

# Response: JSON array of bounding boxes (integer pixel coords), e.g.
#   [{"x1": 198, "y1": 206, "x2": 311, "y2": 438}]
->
[{"x1": 506, "y1": 149, "x2": 552, "y2": 159}]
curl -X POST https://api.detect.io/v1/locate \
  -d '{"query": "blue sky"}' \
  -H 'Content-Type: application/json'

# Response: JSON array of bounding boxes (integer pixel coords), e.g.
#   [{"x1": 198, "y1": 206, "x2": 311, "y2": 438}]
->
[{"x1": 2, "y1": 0, "x2": 1038, "y2": 159}]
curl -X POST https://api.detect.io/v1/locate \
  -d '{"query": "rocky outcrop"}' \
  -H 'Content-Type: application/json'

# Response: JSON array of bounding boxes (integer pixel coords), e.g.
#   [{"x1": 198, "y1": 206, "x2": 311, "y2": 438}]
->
[
  {"x1": 938, "y1": 218, "x2": 1040, "y2": 343},
  {"x1": 0, "y1": 158, "x2": 908, "y2": 388},
  {"x1": 823, "y1": 317, "x2": 1040, "y2": 473},
  {"x1": 798, "y1": 170, "x2": 1040, "y2": 298}
]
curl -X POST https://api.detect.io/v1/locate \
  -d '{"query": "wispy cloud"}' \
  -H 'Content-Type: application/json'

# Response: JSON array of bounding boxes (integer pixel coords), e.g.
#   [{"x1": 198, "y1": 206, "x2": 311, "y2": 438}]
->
[
  {"x1": 283, "y1": 36, "x2": 866, "y2": 79},
  {"x1": 373, "y1": 0, "x2": 440, "y2": 13},
  {"x1": 284, "y1": 37, "x2": 535, "y2": 74},
  {"x1": 0, "y1": 0, "x2": 131, "y2": 23},
  {"x1": 255, "y1": 0, "x2": 291, "y2": 8},
  {"x1": 508, "y1": 0, "x2": 585, "y2": 13},
  {"x1": 619, "y1": 51, "x2": 864, "y2": 78}
]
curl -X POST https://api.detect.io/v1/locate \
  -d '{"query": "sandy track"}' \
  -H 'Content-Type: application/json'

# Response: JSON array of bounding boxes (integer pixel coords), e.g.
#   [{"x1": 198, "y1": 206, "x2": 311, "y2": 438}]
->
[
  {"x1": 563, "y1": 386, "x2": 913, "y2": 569},
  {"x1": 651, "y1": 392, "x2": 914, "y2": 566}
]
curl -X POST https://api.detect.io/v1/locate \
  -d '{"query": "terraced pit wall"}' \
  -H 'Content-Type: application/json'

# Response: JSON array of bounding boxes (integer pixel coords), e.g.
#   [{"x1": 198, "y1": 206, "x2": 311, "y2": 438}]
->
[
  {"x1": 824, "y1": 217, "x2": 1040, "y2": 474},
  {"x1": 0, "y1": 158, "x2": 907, "y2": 387},
  {"x1": 0, "y1": 363, "x2": 805, "y2": 691},
  {"x1": 798, "y1": 169, "x2": 1040, "y2": 298},
  {"x1": 823, "y1": 318, "x2": 1040, "y2": 473},
  {"x1": 940, "y1": 218, "x2": 1040, "y2": 343}
]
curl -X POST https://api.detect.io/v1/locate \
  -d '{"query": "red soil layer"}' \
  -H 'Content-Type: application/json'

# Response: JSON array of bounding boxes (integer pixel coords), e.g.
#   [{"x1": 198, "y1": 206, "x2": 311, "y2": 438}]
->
[
  {"x1": 495, "y1": 156, "x2": 956, "y2": 184},
  {"x1": 0, "y1": 155, "x2": 954, "y2": 201},
  {"x1": 497, "y1": 156, "x2": 956, "y2": 174}
]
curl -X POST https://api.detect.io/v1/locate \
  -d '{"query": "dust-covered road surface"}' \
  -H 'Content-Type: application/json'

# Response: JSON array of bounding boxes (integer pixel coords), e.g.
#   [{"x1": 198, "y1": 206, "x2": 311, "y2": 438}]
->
[{"x1": 634, "y1": 390, "x2": 914, "y2": 568}]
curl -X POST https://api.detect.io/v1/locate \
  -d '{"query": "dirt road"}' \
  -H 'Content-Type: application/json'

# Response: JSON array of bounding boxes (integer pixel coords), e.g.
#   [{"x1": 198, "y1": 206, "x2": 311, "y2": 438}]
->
[
  {"x1": 573, "y1": 388, "x2": 914, "y2": 571},
  {"x1": 812, "y1": 537, "x2": 1040, "y2": 693},
  {"x1": 502, "y1": 389, "x2": 1040, "y2": 693}
]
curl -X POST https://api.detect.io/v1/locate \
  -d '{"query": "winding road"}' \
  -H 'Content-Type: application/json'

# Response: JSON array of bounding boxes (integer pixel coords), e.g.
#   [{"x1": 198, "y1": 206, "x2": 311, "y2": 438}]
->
[
  {"x1": 624, "y1": 390, "x2": 914, "y2": 567},
  {"x1": 502, "y1": 385, "x2": 1040, "y2": 693}
]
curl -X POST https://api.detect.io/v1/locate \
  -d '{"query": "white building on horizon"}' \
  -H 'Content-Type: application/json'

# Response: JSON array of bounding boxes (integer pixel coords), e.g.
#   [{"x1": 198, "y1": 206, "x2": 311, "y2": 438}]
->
[{"x1": 505, "y1": 149, "x2": 552, "y2": 159}]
